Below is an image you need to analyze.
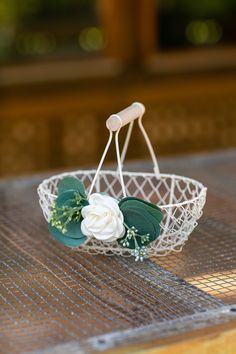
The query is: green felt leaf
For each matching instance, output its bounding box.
[122,206,157,236]
[124,208,155,235]
[119,197,163,223]
[55,190,78,208]
[119,197,163,250]
[48,224,87,247]
[49,178,89,247]
[57,177,86,197]
[55,190,88,209]
[63,220,85,239]
[120,208,156,249]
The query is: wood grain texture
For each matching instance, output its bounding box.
[102,321,236,354]
[1,0,236,177]
[1,71,236,177]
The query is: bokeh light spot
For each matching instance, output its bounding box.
[186,20,222,46]
[78,26,104,52]
[16,32,56,56]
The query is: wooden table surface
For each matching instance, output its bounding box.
[0,150,236,354]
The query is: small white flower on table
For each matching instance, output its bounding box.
[81,193,125,242]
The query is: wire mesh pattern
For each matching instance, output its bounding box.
[0,151,236,354]
[38,170,206,257]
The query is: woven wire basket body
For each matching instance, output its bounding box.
[38,103,207,258]
[38,169,207,257]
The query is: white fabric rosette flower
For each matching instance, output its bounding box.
[81,193,125,242]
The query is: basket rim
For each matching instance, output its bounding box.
[37,169,207,209]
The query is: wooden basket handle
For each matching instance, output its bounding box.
[106,102,145,131]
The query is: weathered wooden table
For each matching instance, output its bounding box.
[1,150,236,354]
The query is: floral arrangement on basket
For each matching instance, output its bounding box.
[38,103,207,261]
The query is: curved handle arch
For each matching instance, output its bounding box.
[89,102,160,198]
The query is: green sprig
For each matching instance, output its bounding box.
[118,196,163,261]
[120,224,150,261]
[50,192,87,234]
[48,177,88,247]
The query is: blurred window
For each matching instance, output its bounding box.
[157,0,236,50]
[0,0,104,63]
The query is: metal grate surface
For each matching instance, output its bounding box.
[0,150,236,354]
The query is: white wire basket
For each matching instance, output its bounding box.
[38,102,207,258]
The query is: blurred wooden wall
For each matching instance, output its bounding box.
[1,70,236,177]
[1,0,236,177]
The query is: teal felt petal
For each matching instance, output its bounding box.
[119,197,162,250]
[143,202,163,223]
[48,224,87,247]
[128,207,161,241]
[64,220,86,239]
[119,197,163,223]
[133,207,161,241]
[58,177,86,197]
[125,208,156,235]
[55,190,78,208]
[119,208,156,249]
[49,220,85,239]
[55,190,88,210]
